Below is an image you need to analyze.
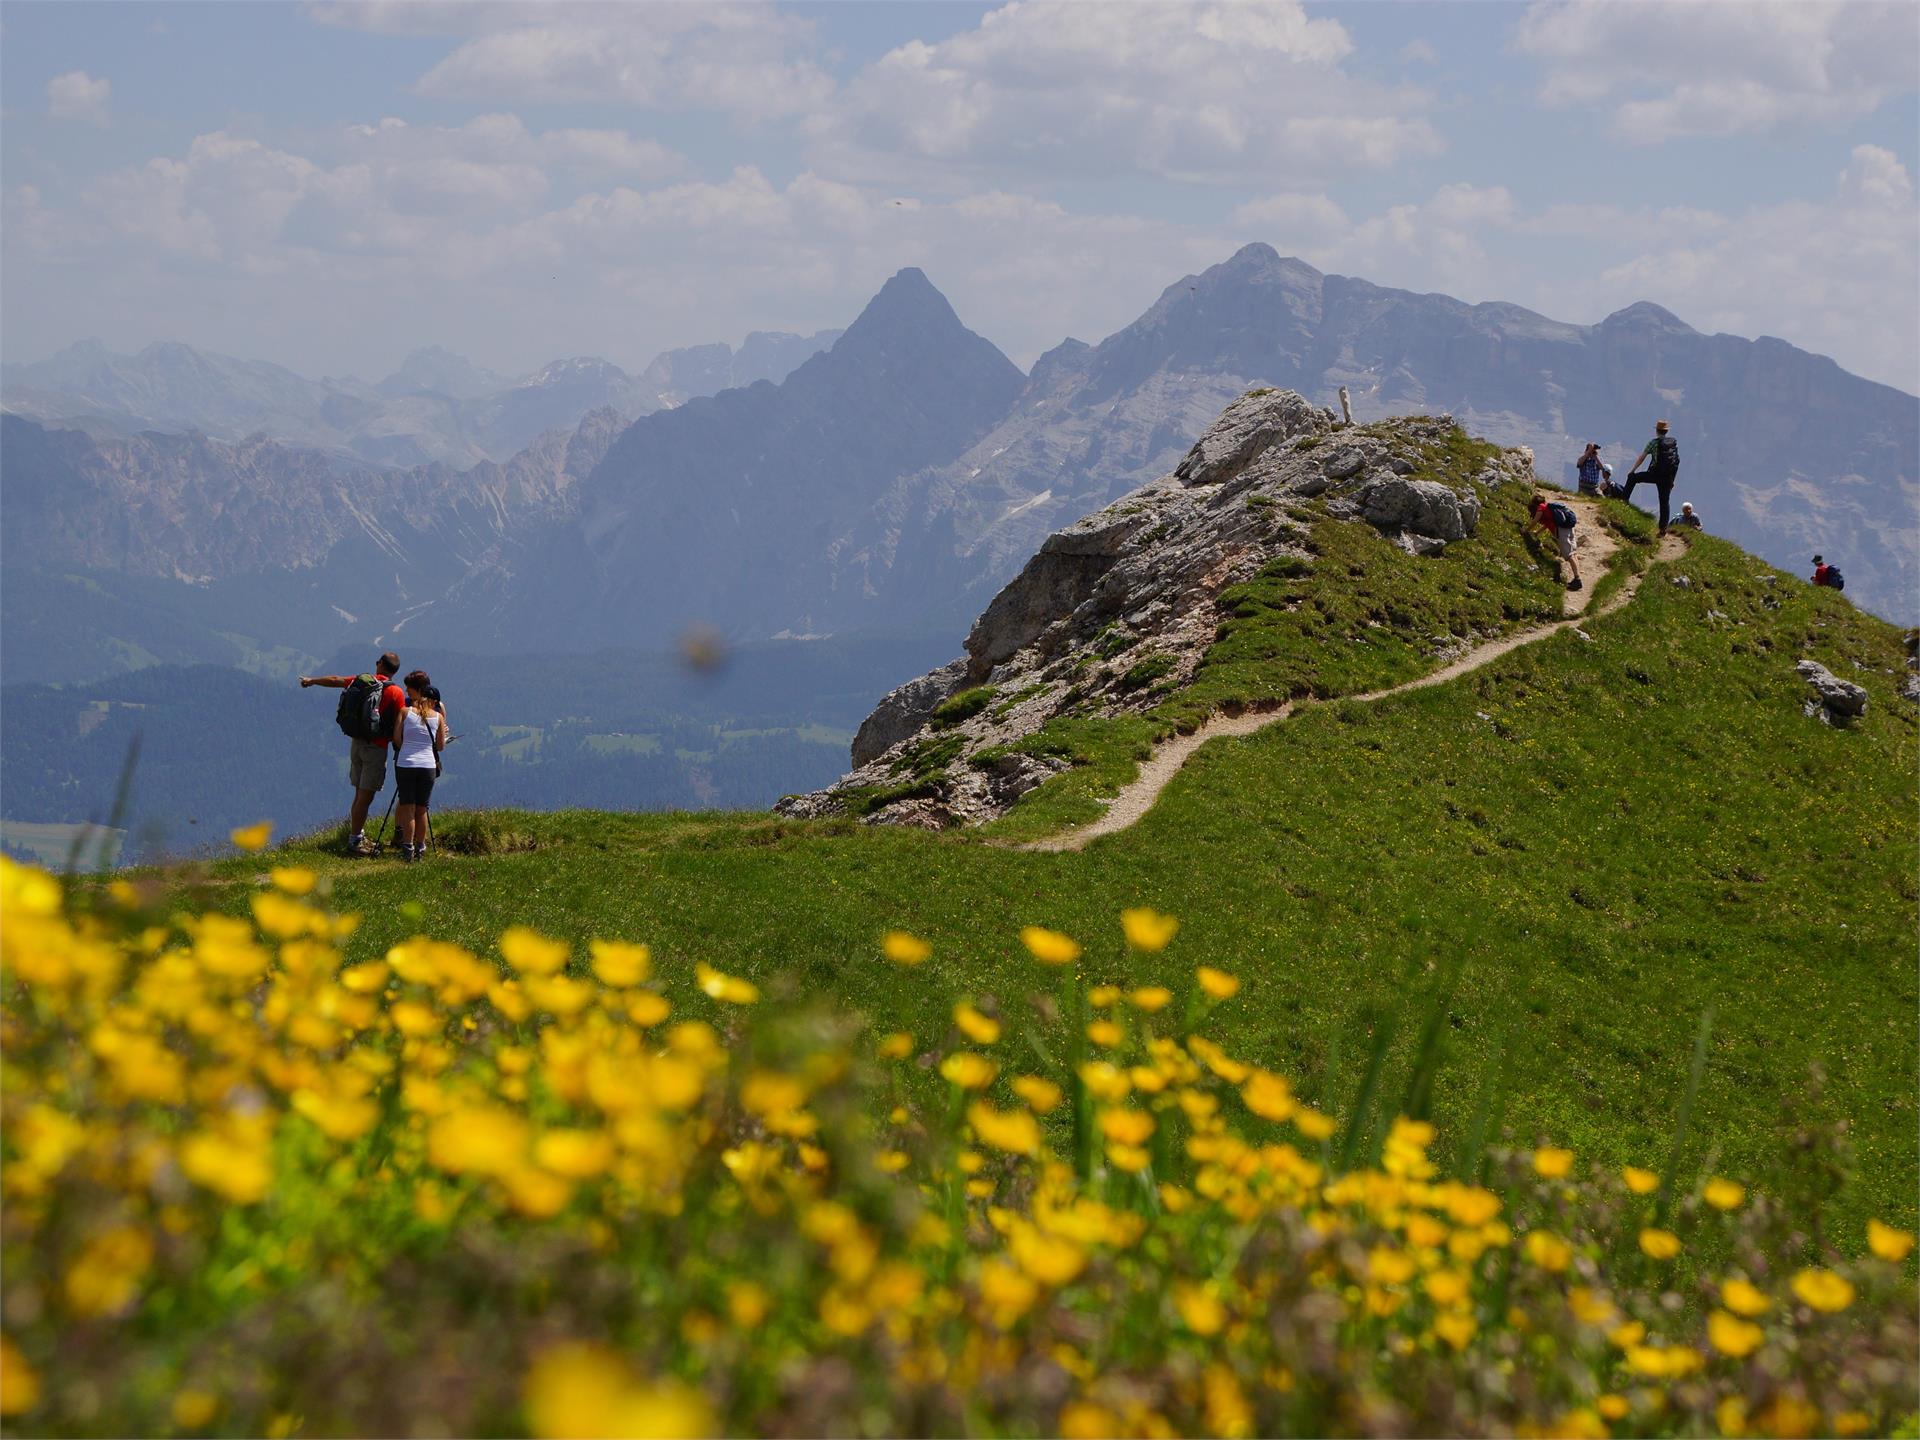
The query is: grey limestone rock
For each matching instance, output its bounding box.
[1173,389,1334,487]
[1357,476,1481,541]
[850,658,969,767]
[1797,660,1867,718]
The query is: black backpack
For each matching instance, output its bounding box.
[1654,434,1679,473]
[1826,566,1845,592]
[335,674,386,740]
[1546,501,1578,530]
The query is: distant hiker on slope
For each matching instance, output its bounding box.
[1675,502,1703,530]
[1810,555,1845,591]
[300,652,405,855]
[1531,493,1583,591]
[391,670,445,863]
[1619,419,1680,533]
[1575,443,1605,496]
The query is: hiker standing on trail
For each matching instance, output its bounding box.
[391,670,445,864]
[1619,419,1681,533]
[1810,555,1845,591]
[1531,493,1583,592]
[300,652,405,855]
[1575,443,1605,496]
[1675,502,1703,530]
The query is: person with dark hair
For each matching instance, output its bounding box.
[1531,492,1583,591]
[1575,443,1604,496]
[1618,419,1681,533]
[300,651,404,855]
[390,670,445,863]
[1810,555,1845,591]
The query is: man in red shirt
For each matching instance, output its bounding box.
[300,651,405,855]
[1531,493,1583,591]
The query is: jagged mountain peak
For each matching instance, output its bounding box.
[1598,300,1695,333]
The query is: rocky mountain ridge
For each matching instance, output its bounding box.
[778,387,1527,828]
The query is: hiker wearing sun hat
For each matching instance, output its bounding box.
[1619,419,1680,533]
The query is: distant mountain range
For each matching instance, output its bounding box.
[4,245,1913,690]
[0,327,840,469]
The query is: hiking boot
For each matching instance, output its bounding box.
[347,834,374,857]
[1567,578,1583,591]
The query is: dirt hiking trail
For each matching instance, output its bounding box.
[1022,505,1683,853]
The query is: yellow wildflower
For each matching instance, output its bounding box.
[1596,1395,1629,1422]
[1059,1402,1118,1440]
[1293,1108,1336,1141]
[1423,1269,1469,1307]
[172,1389,220,1428]
[1121,908,1180,952]
[1524,1231,1572,1272]
[940,1052,998,1090]
[1099,1108,1155,1145]
[1106,1141,1151,1172]
[1077,1060,1131,1101]
[1789,1268,1854,1313]
[1720,1276,1770,1317]
[1012,1075,1062,1114]
[881,930,932,965]
[269,865,317,895]
[64,1225,154,1317]
[0,1335,40,1416]
[694,962,759,1005]
[522,1344,712,1440]
[1196,965,1239,999]
[499,925,570,977]
[969,1101,1041,1157]
[954,1002,1002,1045]
[1086,1019,1122,1047]
[534,1130,615,1180]
[229,821,272,851]
[1088,984,1121,1007]
[1433,1311,1476,1350]
[1868,1218,1916,1262]
[1020,926,1081,965]
[978,1259,1039,1328]
[877,1031,914,1060]
[1623,1165,1660,1194]
[178,1131,272,1204]
[726,1281,770,1330]
[588,939,651,987]
[1128,985,1173,1012]
[1707,1309,1764,1357]
[1639,1228,1682,1260]
[427,1107,529,1178]
[1174,1281,1226,1335]
[1702,1177,1745,1211]
[1532,1146,1574,1179]
[1241,1070,1296,1122]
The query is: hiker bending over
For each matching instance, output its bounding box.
[300,652,404,855]
[1810,555,1845,591]
[1575,443,1604,496]
[1531,493,1583,592]
[391,670,445,863]
[1674,502,1703,530]
[1619,419,1680,533]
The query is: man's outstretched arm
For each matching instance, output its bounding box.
[300,675,354,689]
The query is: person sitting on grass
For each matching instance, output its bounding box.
[1530,493,1583,592]
[390,670,446,863]
[1675,502,1703,530]
[300,652,404,856]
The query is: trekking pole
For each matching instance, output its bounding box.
[375,792,397,852]
[423,811,433,855]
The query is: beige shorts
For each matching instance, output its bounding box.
[1553,527,1576,560]
[349,738,389,794]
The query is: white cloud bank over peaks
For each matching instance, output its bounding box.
[307,0,834,121]
[46,70,111,125]
[812,0,1441,185]
[1512,0,1920,142]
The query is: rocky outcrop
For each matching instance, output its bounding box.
[777,389,1527,827]
[1798,660,1869,721]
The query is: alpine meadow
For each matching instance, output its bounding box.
[2,3,1916,1439]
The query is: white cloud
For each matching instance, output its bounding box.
[1512,0,1919,141]
[46,70,110,125]
[811,0,1441,185]
[311,1,835,121]
[1231,192,1349,244]
[1399,38,1438,65]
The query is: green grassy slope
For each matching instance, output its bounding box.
[218,526,1917,1237]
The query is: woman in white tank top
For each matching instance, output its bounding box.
[389,671,445,862]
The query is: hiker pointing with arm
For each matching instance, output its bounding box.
[300,651,405,855]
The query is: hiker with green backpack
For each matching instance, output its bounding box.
[300,651,405,855]
[1617,419,1681,534]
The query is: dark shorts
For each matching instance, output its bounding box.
[394,765,435,806]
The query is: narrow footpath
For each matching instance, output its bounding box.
[1023,503,1684,853]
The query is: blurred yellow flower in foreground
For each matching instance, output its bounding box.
[1195,966,1239,999]
[269,866,317,896]
[969,1101,1040,1157]
[500,926,570,977]
[694,963,758,1005]
[589,940,651,988]
[940,1053,998,1090]
[1622,1165,1659,1194]
[1638,1228,1682,1260]
[229,822,272,852]
[0,1336,39,1416]
[1707,1309,1764,1357]
[523,1344,714,1440]
[954,1003,1001,1045]
[1868,1218,1915,1262]
[1532,1147,1574,1179]
[1121,908,1180,952]
[882,931,932,966]
[1790,1268,1855,1313]
[1702,1177,1745,1211]
[1720,1276,1770,1317]
[1019,926,1081,965]
[1011,1076,1061,1114]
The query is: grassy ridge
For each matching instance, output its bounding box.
[235,528,1919,1236]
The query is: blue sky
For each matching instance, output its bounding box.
[4,1,1915,391]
